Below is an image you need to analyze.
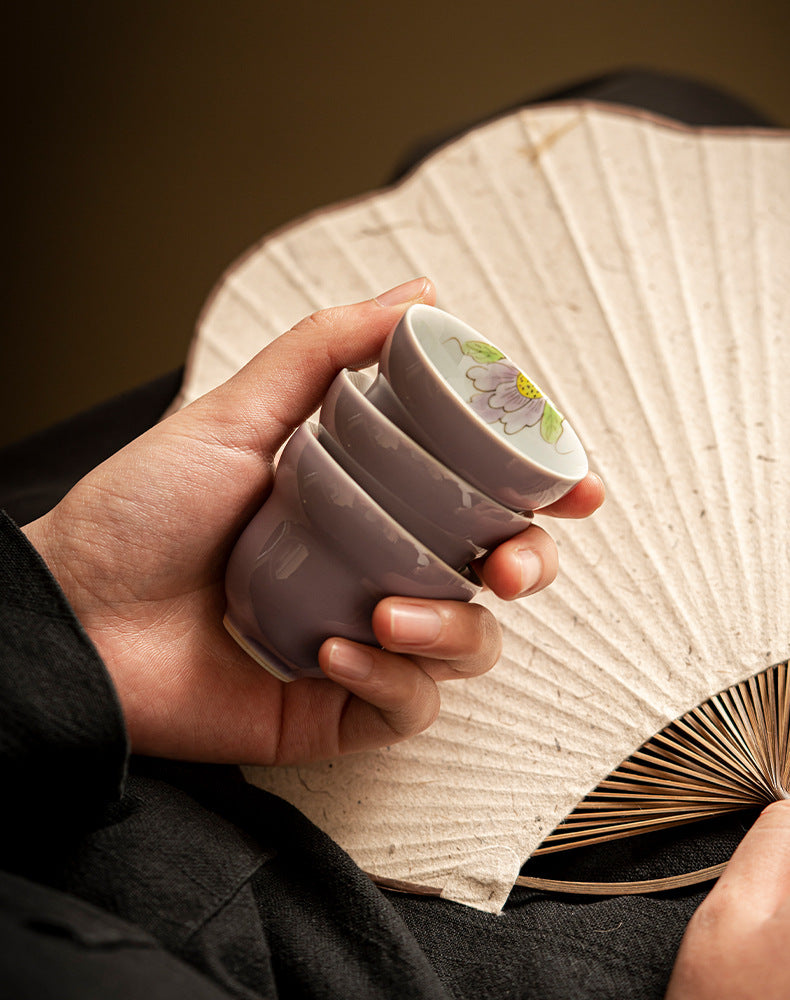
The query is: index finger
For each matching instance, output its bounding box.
[188,277,436,458]
[537,472,605,519]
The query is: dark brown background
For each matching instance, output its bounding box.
[4,1,789,448]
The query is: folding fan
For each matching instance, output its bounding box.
[173,102,790,913]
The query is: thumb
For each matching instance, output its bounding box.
[192,277,435,458]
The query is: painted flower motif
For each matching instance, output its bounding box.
[459,340,565,445]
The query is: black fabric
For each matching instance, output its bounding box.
[392,812,756,999]
[0,871,232,1000]
[0,511,128,839]
[0,71,780,998]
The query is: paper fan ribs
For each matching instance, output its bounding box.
[538,660,790,854]
[176,102,790,911]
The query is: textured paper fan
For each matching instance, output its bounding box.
[174,102,790,913]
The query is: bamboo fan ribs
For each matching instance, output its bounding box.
[539,660,790,854]
[173,102,790,912]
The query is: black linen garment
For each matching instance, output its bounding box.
[0,512,447,1000]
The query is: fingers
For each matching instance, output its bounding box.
[704,799,790,923]
[318,637,441,754]
[476,522,559,600]
[538,471,605,518]
[315,518,565,756]
[194,277,435,457]
[371,597,502,681]
[314,597,501,753]
[475,472,603,600]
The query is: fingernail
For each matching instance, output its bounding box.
[375,276,429,307]
[326,640,374,681]
[517,549,543,594]
[389,603,442,646]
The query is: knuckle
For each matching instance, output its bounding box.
[441,606,501,677]
[477,606,502,662]
[390,681,440,739]
[460,603,498,651]
[420,688,442,729]
[447,604,484,655]
[293,305,343,337]
[293,309,324,335]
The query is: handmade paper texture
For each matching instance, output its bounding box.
[173,103,790,912]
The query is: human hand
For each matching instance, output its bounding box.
[666,800,790,1000]
[23,277,603,766]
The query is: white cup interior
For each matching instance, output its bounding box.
[408,307,586,480]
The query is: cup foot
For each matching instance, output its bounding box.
[223,614,300,683]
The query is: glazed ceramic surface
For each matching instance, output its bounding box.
[318,424,481,571]
[224,422,479,681]
[378,304,588,510]
[320,368,531,564]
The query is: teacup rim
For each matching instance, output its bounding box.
[392,303,587,485]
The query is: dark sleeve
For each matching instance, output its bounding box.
[0,511,128,845]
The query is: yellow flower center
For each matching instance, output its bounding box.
[516,372,542,400]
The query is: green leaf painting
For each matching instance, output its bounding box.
[461,340,505,364]
[540,402,564,444]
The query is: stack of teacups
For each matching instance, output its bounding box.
[224,304,588,681]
